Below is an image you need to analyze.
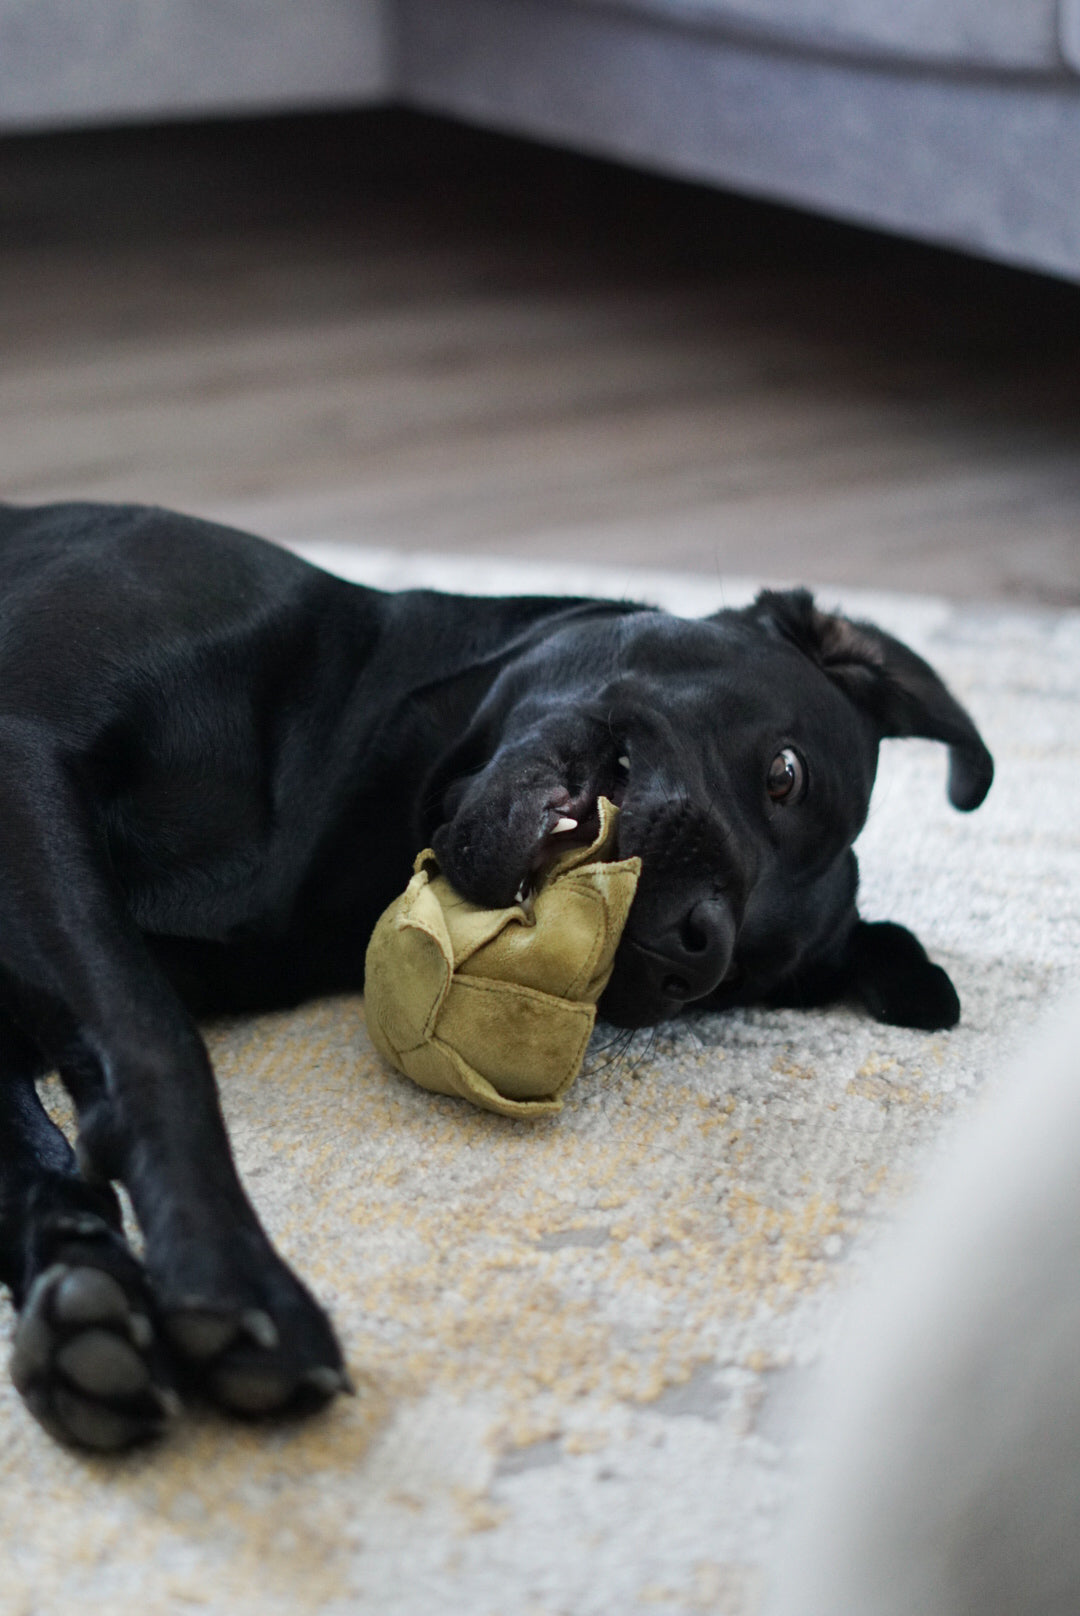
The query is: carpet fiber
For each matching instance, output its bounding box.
[3,552,1078,1616]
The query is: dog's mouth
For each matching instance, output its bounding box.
[514,758,630,903]
[430,746,633,910]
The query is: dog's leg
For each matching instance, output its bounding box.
[0,728,347,1442]
[0,1018,178,1449]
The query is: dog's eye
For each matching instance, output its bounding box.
[766,747,805,804]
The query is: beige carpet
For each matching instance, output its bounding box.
[2,552,1077,1616]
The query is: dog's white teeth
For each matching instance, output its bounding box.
[514,881,530,904]
[552,817,578,834]
[617,755,630,771]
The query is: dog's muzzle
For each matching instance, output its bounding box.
[598,791,750,1027]
[600,893,737,1026]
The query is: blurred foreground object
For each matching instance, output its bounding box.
[770,990,1080,1616]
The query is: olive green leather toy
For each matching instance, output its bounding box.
[364,799,640,1117]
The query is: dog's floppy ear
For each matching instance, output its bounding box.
[746,589,993,810]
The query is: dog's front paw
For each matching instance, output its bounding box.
[160,1249,351,1417]
[11,1229,179,1451]
[848,919,961,1031]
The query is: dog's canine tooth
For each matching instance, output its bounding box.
[552,817,578,833]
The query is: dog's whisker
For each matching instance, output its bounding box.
[583,1023,646,1082]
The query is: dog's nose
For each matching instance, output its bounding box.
[652,897,736,1001]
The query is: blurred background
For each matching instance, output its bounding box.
[2,3,1079,606]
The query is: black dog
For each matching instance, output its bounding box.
[0,500,992,1451]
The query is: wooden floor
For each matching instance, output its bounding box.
[1,110,1078,605]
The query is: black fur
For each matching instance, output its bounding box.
[0,501,992,1450]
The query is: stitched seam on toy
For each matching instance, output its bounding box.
[560,880,607,999]
[561,1013,596,1095]
[448,974,597,1014]
[444,978,593,1092]
[445,901,531,970]
[431,1037,564,1117]
[396,927,451,1047]
[562,860,641,996]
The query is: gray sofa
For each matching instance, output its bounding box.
[2,0,1078,281]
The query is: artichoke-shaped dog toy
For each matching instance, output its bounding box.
[364,798,640,1117]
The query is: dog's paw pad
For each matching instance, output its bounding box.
[163,1305,281,1360]
[164,1309,242,1362]
[163,1295,349,1418]
[10,1261,177,1452]
[209,1356,352,1415]
[56,1328,151,1399]
[209,1359,297,1415]
[52,1266,126,1322]
[50,1385,151,1452]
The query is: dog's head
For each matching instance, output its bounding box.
[422,590,992,1031]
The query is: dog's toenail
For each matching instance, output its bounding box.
[74,1137,109,1186]
[25,1264,67,1301]
[20,1264,68,1331]
[128,1313,154,1351]
[302,1364,350,1398]
[54,1213,108,1238]
[152,1385,183,1419]
[241,1309,280,1351]
[10,1306,54,1385]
